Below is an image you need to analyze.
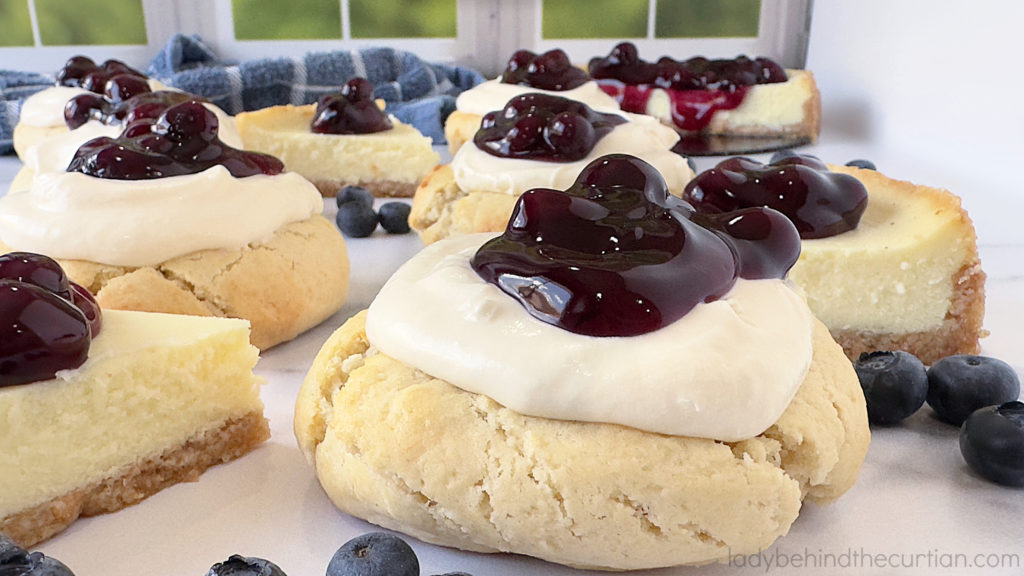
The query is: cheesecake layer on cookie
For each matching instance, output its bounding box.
[0,310,269,547]
[236,104,440,197]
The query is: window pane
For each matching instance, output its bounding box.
[542,0,648,39]
[349,0,456,39]
[35,0,147,46]
[655,0,761,38]
[232,0,341,40]
[0,0,33,47]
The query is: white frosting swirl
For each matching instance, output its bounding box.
[366,233,814,442]
[451,113,693,196]
[0,166,323,267]
[456,78,622,116]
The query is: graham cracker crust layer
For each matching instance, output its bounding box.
[1,410,269,548]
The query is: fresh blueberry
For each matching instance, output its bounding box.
[685,155,697,174]
[845,159,876,170]
[927,355,1020,426]
[206,555,287,576]
[327,532,419,576]
[0,540,75,576]
[336,201,378,238]
[377,202,412,234]
[854,350,929,425]
[335,185,374,210]
[768,149,801,164]
[959,401,1024,487]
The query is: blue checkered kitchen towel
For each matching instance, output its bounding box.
[0,34,485,154]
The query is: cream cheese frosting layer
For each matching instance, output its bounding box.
[0,166,323,267]
[365,233,814,442]
[455,78,622,116]
[451,114,693,196]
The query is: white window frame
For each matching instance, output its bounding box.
[0,0,810,76]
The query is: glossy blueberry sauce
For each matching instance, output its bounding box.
[68,100,284,180]
[311,78,393,135]
[471,154,801,337]
[57,55,150,95]
[588,42,788,132]
[683,153,869,239]
[474,93,625,162]
[65,90,198,130]
[0,252,100,388]
[501,48,590,91]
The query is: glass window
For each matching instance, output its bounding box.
[35,0,147,45]
[0,0,33,47]
[655,0,761,38]
[542,0,649,39]
[350,0,456,39]
[231,0,341,40]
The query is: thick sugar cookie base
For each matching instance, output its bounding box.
[295,311,870,570]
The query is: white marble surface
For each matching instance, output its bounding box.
[1,133,1023,576]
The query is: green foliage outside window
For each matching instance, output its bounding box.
[655,0,761,38]
[350,0,456,38]
[542,0,649,39]
[35,0,147,45]
[0,0,33,47]
[232,0,342,40]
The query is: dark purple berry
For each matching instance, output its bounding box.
[500,48,588,91]
[0,546,76,576]
[845,159,877,171]
[336,201,378,238]
[959,401,1024,487]
[471,154,798,337]
[0,252,71,299]
[927,355,1021,426]
[854,351,929,425]
[377,202,412,234]
[473,94,623,162]
[104,74,151,102]
[326,532,419,576]
[206,555,287,576]
[335,185,374,210]
[68,99,283,180]
[1,281,91,388]
[311,78,392,135]
[683,154,869,239]
[69,282,102,338]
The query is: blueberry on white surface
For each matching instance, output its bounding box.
[959,401,1024,487]
[377,202,412,234]
[844,158,877,170]
[206,555,287,576]
[927,355,1021,425]
[0,537,75,576]
[327,532,419,576]
[335,185,374,210]
[336,201,379,238]
[854,350,929,425]
[768,149,801,164]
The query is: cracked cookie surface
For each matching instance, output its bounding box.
[0,215,349,349]
[295,311,869,570]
